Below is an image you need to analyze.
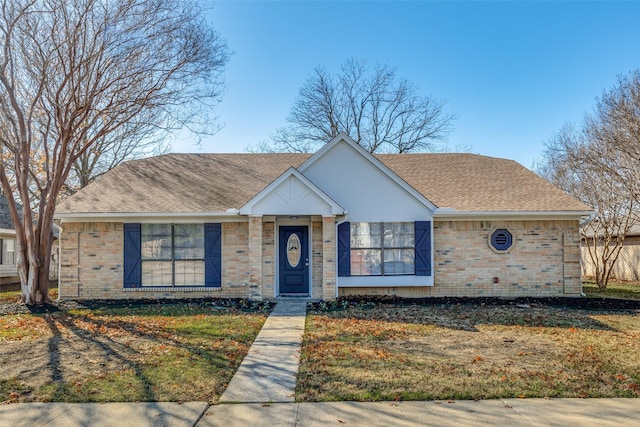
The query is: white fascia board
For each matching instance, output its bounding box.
[0,228,17,236]
[239,166,346,216]
[298,133,437,212]
[55,211,245,223]
[433,208,594,221]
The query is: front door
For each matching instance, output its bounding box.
[279,226,309,294]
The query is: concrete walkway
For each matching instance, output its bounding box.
[1,399,639,427]
[218,299,308,403]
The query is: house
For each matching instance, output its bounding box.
[0,194,20,285]
[581,224,640,282]
[54,134,592,300]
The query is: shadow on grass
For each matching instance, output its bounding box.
[42,313,158,402]
[308,298,631,332]
[0,306,266,403]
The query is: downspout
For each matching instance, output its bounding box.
[57,225,62,302]
[335,212,349,299]
[578,214,594,297]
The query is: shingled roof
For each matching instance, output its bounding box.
[0,194,22,229]
[56,152,590,215]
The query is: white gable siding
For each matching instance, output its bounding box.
[249,175,338,216]
[301,141,433,221]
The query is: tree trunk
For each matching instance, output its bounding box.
[17,228,52,305]
[19,260,51,304]
[596,266,608,290]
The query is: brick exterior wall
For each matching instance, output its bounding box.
[60,221,254,300]
[339,219,582,298]
[60,219,581,301]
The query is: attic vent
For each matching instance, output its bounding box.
[490,229,513,251]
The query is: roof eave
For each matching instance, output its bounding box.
[54,211,244,223]
[433,209,594,221]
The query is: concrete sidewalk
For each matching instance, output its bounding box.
[218,299,307,403]
[0,401,208,427]
[200,399,640,426]
[1,398,638,427]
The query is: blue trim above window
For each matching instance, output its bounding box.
[414,221,431,276]
[204,223,222,287]
[123,223,141,288]
[337,222,351,277]
[491,229,513,251]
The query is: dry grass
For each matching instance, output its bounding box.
[297,303,640,402]
[0,303,268,404]
[583,279,640,300]
[0,286,58,303]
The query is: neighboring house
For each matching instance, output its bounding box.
[0,194,20,285]
[54,134,591,301]
[581,224,640,281]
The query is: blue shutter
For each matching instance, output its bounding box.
[337,221,351,277]
[123,223,141,288]
[415,221,431,276]
[205,223,222,287]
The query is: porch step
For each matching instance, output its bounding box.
[276,295,318,302]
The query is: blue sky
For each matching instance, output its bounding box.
[173,1,640,169]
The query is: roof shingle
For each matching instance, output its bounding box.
[56,152,590,215]
[0,194,22,229]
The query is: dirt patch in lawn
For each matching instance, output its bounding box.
[298,302,640,402]
[0,301,269,404]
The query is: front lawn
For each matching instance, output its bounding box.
[297,302,640,401]
[582,279,640,300]
[0,302,268,404]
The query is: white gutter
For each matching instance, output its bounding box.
[434,208,593,220]
[55,211,244,222]
[57,227,61,302]
[580,213,596,227]
[578,213,594,298]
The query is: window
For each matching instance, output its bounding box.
[490,229,513,251]
[1,239,15,265]
[141,224,204,286]
[350,222,415,276]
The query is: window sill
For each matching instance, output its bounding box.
[124,286,221,292]
[338,275,433,287]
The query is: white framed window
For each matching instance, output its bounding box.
[350,222,415,276]
[1,239,15,266]
[141,224,204,286]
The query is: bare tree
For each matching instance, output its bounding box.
[537,71,640,289]
[0,0,229,304]
[270,58,455,153]
[586,71,640,204]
